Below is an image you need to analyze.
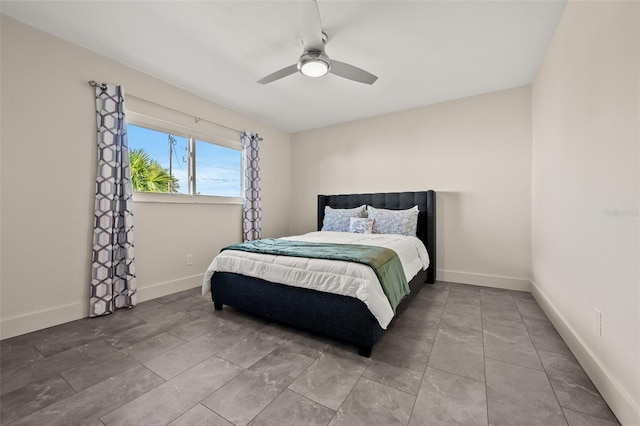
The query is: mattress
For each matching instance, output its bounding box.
[202,231,430,328]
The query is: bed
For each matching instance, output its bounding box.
[204,190,436,356]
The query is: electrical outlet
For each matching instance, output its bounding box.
[593,308,602,336]
[186,254,193,266]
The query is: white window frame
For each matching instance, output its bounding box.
[126,111,243,205]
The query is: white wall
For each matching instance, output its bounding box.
[0,16,291,339]
[531,1,639,424]
[290,86,533,291]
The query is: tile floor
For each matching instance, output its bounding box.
[0,281,620,426]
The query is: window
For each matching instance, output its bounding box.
[126,120,242,202]
[194,140,242,197]
[128,125,189,194]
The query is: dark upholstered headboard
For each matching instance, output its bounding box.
[317,191,436,284]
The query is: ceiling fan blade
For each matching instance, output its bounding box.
[299,0,324,50]
[330,60,378,85]
[257,64,298,84]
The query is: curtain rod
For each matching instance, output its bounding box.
[88,80,262,140]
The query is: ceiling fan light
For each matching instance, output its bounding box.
[300,60,329,77]
[297,52,331,78]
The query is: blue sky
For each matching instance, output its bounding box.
[127,124,241,197]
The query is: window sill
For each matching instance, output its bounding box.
[132,192,243,205]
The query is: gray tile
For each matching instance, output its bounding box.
[259,322,304,342]
[440,304,483,333]
[448,281,481,290]
[203,346,316,426]
[409,367,487,426]
[132,299,165,312]
[446,291,482,311]
[483,322,543,371]
[146,310,202,326]
[0,342,43,371]
[11,365,164,426]
[126,300,166,322]
[562,408,620,426]
[78,311,145,339]
[523,318,573,356]
[480,287,516,303]
[414,284,450,300]
[388,307,440,342]
[396,304,439,323]
[481,303,524,329]
[60,340,140,391]
[424,281,452,291]
[362,360,423,395]
[277,332,329,359]
[167,315,227,341]
[538,350,618,422]
[0,283,620,426]
[428,325,485,382]
[203,371,284,426]
[486,358,566,426]
[34,321,99,356]
[186,303,221,318]
[101,357,242,425]
[211,319,263,346]
[248,389,335,426]
[104,311,196,349]
[0,329,49,349]
[511,290,535,301]
[329,377,414,426]
[144,330,240,380]
[168,404,233,426]
[0,375,75,425]
[210,306,271,331]
[153,287,200,305]
[289,347,370,410]
[217,329,284,368]
[164,294,213,314]
[388,318,441,343]
[446,285,481,301]
[448,282,482,293]
[187,295,215,311]
[124,332,186,363]
[410,288,449,314]
[371,332,432,372]
[1,344,91,396]
[515,298,549,322]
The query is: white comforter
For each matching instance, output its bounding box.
[202,231,430,328]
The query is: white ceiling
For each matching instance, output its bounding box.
[1,1,566,133]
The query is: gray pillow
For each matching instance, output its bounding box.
[367,205,419,236]
[321,205,367,232]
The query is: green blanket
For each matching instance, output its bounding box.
[222,238,409,312]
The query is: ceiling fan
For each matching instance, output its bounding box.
[257,0,378,85]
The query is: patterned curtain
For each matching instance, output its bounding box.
[90,83,137,317]
[242,132,262,241]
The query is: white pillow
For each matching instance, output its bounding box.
[367,205,419,236]
[321,205,367,232]
[349,217,374,234]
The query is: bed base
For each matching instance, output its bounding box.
[211,269,428,357]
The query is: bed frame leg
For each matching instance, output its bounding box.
[358,345,372,358]
[214,302,223,311]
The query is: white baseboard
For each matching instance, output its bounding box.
[0,274,205,341]
[532,282,640,426]
[136,274,204,302]
[0,301,87,340]
[438,269,532,292]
